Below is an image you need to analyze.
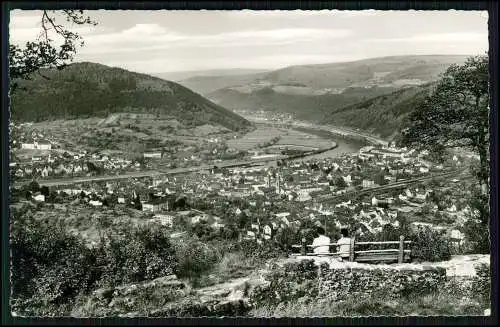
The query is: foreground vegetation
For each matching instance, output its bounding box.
[10,194,490,317]
[250,291,487,317]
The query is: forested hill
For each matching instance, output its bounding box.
[10,62,252,132]
[323,83,436,139]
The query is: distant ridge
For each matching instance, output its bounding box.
[202,55,469,137]
[153,68,271,82]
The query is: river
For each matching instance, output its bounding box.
[280,124,366,161]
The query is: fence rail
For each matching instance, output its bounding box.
[291,235,413,263]
[291,240,412,248]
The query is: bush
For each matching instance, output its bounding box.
[408,226,452,262]
[173,239,221,280]
[190,220,217,241]
[249,291,485,317]
[472,263,490,305]
[98,224,177,287]
[462,217,490,254]
[10,211,178,316]
[10,213,98,316]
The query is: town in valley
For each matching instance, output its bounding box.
[7,9,491,318]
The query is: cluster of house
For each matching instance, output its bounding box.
[15,131,469,250]
[11,148,141,179]
[135,143,442,209]
[10,124,54,151]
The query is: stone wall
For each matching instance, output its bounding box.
[318,264,447,301]
[251,259,448,306]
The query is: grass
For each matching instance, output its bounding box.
[187,251,264,289]
[226,126,332,152]
[249,292,487,317]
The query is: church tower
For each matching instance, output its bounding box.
[275,172,281,194]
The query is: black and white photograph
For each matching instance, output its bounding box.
[6,7,493,318]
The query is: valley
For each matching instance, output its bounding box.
[9,55,490,318]
[173,55,469,139]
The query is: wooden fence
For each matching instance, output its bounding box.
[291,235,412,263]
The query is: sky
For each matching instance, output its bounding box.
[9,10,489,74]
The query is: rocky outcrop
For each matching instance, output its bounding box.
[73,271,270,317]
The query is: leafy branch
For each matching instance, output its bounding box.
[9,10,97,93]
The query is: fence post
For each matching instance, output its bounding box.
[349,236,355,262]
[398,235,405,263]
[301,238,306,255]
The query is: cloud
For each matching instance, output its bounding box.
[121,23,169,36]
[95,53,362,74]
[358,32,488,59]
[364,32,488,45]
[9,13,41,29]
[412,32,488,42]
[9,10,489,74]
[227,9,379,18]
[9,10,105,45]
[76,26,353,56]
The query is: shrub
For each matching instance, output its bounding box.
[98,224,177,287]
[238,238,287,260]
[249,291,485,317]
[190,220,217,241]
[10,213,98,316]
[462,218,490,254]
[408,226,452,262]
[472,263,490,305]
[173,239,221,280]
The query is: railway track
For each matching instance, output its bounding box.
[317,168,468,203]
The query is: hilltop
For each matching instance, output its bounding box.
[10,62,251,132]
[177,71,270,96]
[174,55,468,98]
[259,55,469,90]
[153,68,270,82]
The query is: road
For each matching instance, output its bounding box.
[14,161,268,188]
[14,152,301,188]
[12,122,388,188]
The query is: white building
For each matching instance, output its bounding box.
[89,200,103,206]
[419,167,430,173]
[343,175,352,183]
[38,141,52,150]
[154,214,174,227]
[33,194,45,202]
[362,180,375,188]
[450,229,465,240]
[21,140,52,150]
[21,143,36,150]
[144,152,162,159]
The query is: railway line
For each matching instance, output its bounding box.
[317,168,469,203]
